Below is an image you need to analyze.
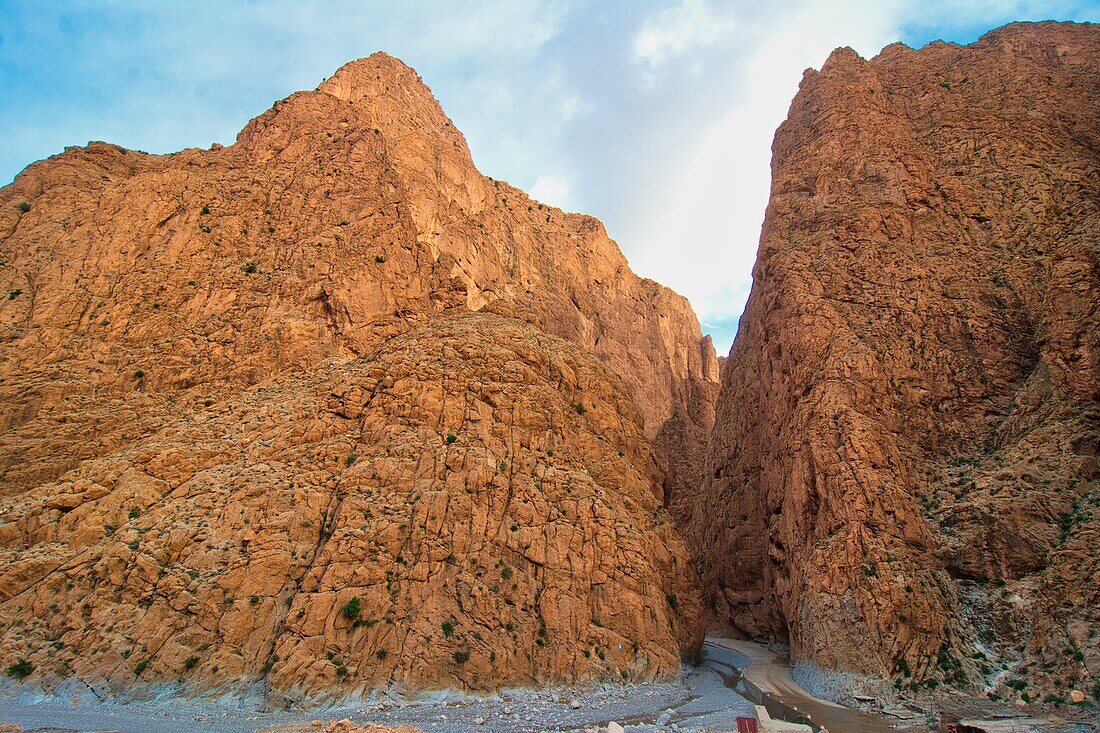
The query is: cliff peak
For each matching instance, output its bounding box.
[0,48,717,700]
[318,52,428,103]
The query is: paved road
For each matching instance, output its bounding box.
[704,637,906,733]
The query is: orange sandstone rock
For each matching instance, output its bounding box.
[690,21,1099,697]
[0,55,711,699]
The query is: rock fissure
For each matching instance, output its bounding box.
[1,24,1096,711]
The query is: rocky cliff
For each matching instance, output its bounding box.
[0,54,715,700]
[693,21,1099,701]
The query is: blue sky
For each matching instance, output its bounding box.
[2,1,1096,353]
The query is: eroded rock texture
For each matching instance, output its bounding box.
[0,54,714,699]
[692,21,1099,696]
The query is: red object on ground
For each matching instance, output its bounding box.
[736,718,759,733]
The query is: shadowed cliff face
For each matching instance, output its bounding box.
[691,21,1099,696]
[0,53,714,698]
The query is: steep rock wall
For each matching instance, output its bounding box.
[693,22,1099,696]
[0,55,715,698]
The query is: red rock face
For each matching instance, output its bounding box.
[691,21,1099,695]
[0,54,714,697]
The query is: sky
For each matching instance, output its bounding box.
[1,1,1096,353]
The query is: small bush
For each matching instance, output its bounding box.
[573,403,587,415]
[453,650,470,664]
[200,205,210,215]
[184,655,200,671]
[500,565,513,580]
[128,508,140,520]
[446,434,457,444]
[128,539,140,550]
[17,202,31,213]
[249,595,260,605]
[341,596,361,620]
[335,664,348,677]
[346,454,358,466]
[243,262,257,274]
[666,593,679,610]
[134,659,150,676]
[6,659,32,679]
[7,289,21,300]
[376,648,388,660]
[374,255,385,263]
[498,460,507,472]
[442,620,455,638]
[134,369,145,379]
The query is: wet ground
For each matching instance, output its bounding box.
[704,638,913,732]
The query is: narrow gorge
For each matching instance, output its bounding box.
[0,17,1097,722]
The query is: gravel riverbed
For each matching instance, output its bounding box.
[0,647,756,733]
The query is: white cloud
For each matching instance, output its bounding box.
[559,94,582,120]
[7,0,1097,355]
[529,175,573,210]
[623,0,901,353]
[633,0,736,68]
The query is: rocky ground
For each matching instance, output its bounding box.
[0,648,756,733]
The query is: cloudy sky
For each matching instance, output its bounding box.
[2,1,1096,352]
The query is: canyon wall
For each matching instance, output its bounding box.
[0,54,715,700]
[692,21,1099,697]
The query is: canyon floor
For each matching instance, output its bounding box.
[0,640,1091,733]
[0,643,757,733]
